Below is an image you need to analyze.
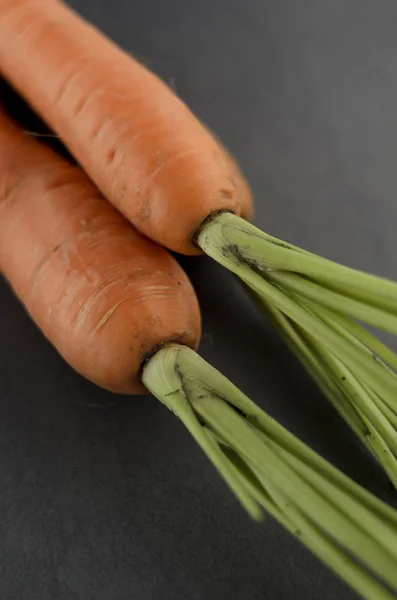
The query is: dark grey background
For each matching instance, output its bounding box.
[1,0,397,598]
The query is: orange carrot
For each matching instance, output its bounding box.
[0,0,252,254]
[0,108,201,393]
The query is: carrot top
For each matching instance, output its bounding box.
[198,212,397,487]
[143,344,397,600]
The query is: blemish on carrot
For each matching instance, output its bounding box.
[212,150,226,165]
[134,293,171,304]
[73,94,89,119]
[141,193,152,221]
[106,147,117,165]
[134,284,173,293]
[119,183,127,204]
[94,301,124,332]
[228,177,237,189]
[74,274,138,325]
[103,260,142,273]
[155,150,163,167]
[220,188,234,200]
[127,270,146,279]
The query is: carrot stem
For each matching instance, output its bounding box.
[252,295,397,488]
[197,212,397,488]
[143,345,397,599]
[198,212,397,320]
[219,447,395,600]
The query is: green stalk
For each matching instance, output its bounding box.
[142,345,397,599]
[222,448,395,600]
[198,212,397,317]
[268,270,397,333]
[251,294,397,487]
[197,211,397,487]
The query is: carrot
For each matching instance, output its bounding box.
[2,99,397,600]
[0,108,200,394]
[2,0,397,493]
[0,0,252,254]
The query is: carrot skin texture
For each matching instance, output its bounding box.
[0,111,201,394]
[0,0,253,254]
